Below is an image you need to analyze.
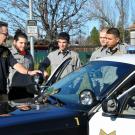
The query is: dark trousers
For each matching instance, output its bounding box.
[8,86,34,100]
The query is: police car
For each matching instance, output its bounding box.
[1,47,135,135]
[89,85,135,135]
[89,46,135,135]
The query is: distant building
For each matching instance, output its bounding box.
[129,23,135,45]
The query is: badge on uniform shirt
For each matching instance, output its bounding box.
[2,50,8,58]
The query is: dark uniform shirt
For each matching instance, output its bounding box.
[0,46,17,94]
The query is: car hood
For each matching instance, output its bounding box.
[0,102,88,135]
[1,102,80,119]
[51,94,98,112]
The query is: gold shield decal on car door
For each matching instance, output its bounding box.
[99,129,116,135]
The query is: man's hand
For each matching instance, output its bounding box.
[27,70,42,76]
[17,104,31,111]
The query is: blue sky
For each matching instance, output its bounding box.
[1,0,134,38]
[84,20,100,36]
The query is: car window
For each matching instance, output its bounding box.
[90,66,118,94]
[45,61,135,102]
[114,74,135,98]
[46,64,119,96]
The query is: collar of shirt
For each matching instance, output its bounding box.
[12,46,27,56]
[11,45,19,55]
[106,44,121,55]
[57,49,70,57]
[101,46,107,52]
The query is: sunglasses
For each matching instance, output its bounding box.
[0,32,8,36]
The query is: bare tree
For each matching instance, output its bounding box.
[0,1,28,30]
[130,0,135,23]
[86,0,117,27]
[87,0,132,42]
[0,0,88,43]
[115,0,129,41]
[35,0,88,42]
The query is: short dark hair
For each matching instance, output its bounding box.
[0,21,8,28]
[57,32,70,43]
[106,28,120,38]
[14,29,28,41]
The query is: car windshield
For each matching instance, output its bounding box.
[44,61,135,103]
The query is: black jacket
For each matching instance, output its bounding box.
[0,46,17,94]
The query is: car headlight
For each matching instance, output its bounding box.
[79,90,95,105]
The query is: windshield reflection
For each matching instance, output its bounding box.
[44,61,134,101]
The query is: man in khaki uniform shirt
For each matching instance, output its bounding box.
[39,32,81,78]
[90,28,127,93]
[105,28,127,56]
[90,27,108,61]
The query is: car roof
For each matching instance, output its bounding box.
[94,54,135,65]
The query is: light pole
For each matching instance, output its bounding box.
[29,0,34,59]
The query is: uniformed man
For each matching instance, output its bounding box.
[105,27,127,56]
[90,27,108,61]
[39,32,81,78]
[0,21,41,101]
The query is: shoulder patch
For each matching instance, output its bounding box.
[0,47,9,58]
[2,50,9,58]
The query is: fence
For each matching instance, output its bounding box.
[34,50,48,69]
[34,49,92,68]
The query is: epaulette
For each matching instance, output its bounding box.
[95,47,100,51]
[120,43,128,46]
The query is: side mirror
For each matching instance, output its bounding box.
[102,98,119,114]
[79,89,96,105]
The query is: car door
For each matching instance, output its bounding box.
[89,86,135,135]
[44,57,72,86]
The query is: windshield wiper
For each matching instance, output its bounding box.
[47,95,64,106]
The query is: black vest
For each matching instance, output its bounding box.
[0,46,10,94]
